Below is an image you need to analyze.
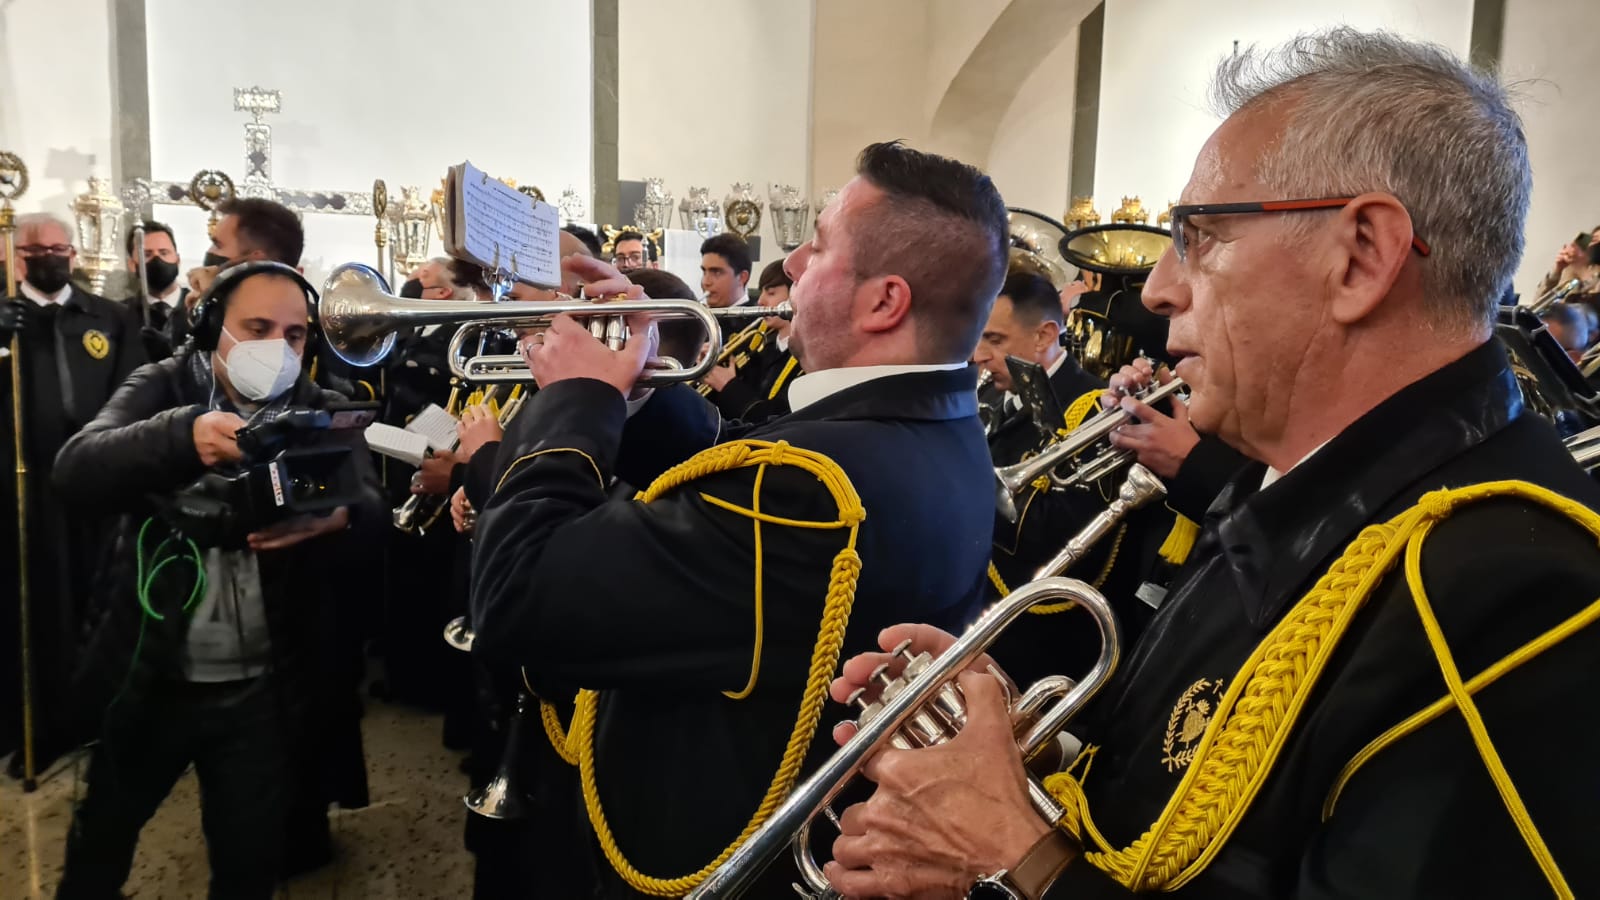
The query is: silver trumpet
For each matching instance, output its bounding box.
[994,377,1185,523]
[320,262,791,384]
[1528,277,1583,316]
[1566,424,1600,472]
[687,465,1167,899]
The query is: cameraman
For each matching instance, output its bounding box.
[49,262,382,899]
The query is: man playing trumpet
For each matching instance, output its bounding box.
[470,142,1007,896]
[822,29,1600,899]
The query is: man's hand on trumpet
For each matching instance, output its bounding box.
[701,359,737,392]
[1101,359,1198,481]
[824,660,1059,898]
[457,403,503,461]
[517,255,659,397]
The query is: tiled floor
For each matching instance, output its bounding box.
[0,700,475,899]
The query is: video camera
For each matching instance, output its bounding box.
[161,403,378,549]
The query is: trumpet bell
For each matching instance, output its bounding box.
[464,692,537,820]
[464,772,532,820]
[321,263,400,367]
[443,616,475,653]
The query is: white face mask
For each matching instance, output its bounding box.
[218,327,301,401]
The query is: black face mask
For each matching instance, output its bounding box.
[145,257,181,294]
[399,279,425,299]
[1587,243,1600,268]
[203,250,231,269]
[23,254,72,295]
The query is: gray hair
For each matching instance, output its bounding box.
[16,212,75,245]
[1210,28,1529,334]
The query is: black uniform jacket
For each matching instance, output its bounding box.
[471,366,993,894]
[122,288,190,359]
[1047,340,1600,898]
[709,327,802,421]
[50,351,385,740]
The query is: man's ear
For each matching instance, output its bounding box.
[859,274,912,335]
[1327,191,1413,326]
[1038,319,1061,354]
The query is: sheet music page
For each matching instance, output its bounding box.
[455,161,562,288]
[404,403,461,453]
[363,423,430,467]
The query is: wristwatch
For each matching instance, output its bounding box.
[966,828,1079,900]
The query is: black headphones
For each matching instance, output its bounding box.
[189,260,320,353]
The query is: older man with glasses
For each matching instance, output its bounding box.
[821,29,1600,900]
[1,212,146,780]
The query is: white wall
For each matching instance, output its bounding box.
[1096,0,1471,211]
[617,0,812,268]
[0,0,113,215]
[810,0,929,195]
[986,28,1077,217]
[145,0,593,288]
[1502,0,1600,299]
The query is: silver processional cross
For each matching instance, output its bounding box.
[127,87,374,220]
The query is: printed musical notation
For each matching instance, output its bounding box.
[446,161,561,289]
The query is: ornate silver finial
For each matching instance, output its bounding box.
[233,86,282,125]
[768,184,809,252]
[557,186,586,225]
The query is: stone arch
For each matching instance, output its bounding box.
[925,0,1099,165]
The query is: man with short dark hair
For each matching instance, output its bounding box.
[700,258,803,419]
[976,271,1103,463]
[209,198,305,268]
[609,229,656,273]
[470,140,1006,895]
[699,232,754,310]
[121,221,187,358]
[184,198,307,311]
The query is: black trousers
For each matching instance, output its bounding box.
[57,676,293,900]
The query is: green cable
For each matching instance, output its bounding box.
[109,519,208,714]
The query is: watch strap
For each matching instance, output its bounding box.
[1007,827,1079,899]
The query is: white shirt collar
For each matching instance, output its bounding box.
[1261,440,1330,490]
[1044,349,1067,378]
[787,362,966,412]
[20,280,71,306]
[776,333,790,353]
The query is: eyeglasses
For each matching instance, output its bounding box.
[1167,197,1432,263]
[612,252,646,266]
[18,244,72,257]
